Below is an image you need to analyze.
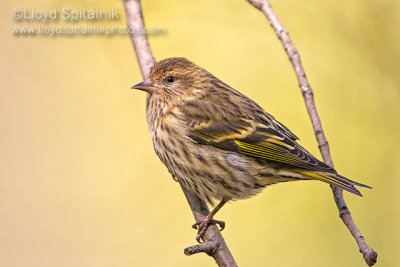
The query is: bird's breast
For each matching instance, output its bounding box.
[147,107,190,168]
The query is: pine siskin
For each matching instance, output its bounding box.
[132,57,370,241]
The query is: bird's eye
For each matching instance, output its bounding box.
[166,76,175,83]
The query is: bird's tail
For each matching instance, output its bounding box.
[295,170,371,196]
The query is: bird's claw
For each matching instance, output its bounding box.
[192,218,226,242]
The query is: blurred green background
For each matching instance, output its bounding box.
[1,0,399,266]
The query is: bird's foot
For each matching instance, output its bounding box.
[192,218,225,242]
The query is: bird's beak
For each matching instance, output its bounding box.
[131,78,156,94]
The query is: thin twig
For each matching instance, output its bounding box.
[246,0,377,265]
[123,0,237,266]
[184,240,219,256]
[124,0,154,78]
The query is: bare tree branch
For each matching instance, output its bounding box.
[124,0,154,78]
[246,0,377,265]
[123,0,237,266]
[124,0,377,265]
[180,184,237,266]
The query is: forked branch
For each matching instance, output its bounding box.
[124,0,376,265]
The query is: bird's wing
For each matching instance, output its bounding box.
[181,99,335,173]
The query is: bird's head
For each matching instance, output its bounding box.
[131,57,209,101]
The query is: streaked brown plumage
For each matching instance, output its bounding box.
[132,57,370,240]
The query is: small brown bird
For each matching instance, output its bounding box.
[132,57,370,241]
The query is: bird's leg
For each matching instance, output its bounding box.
[192,198,229,242]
